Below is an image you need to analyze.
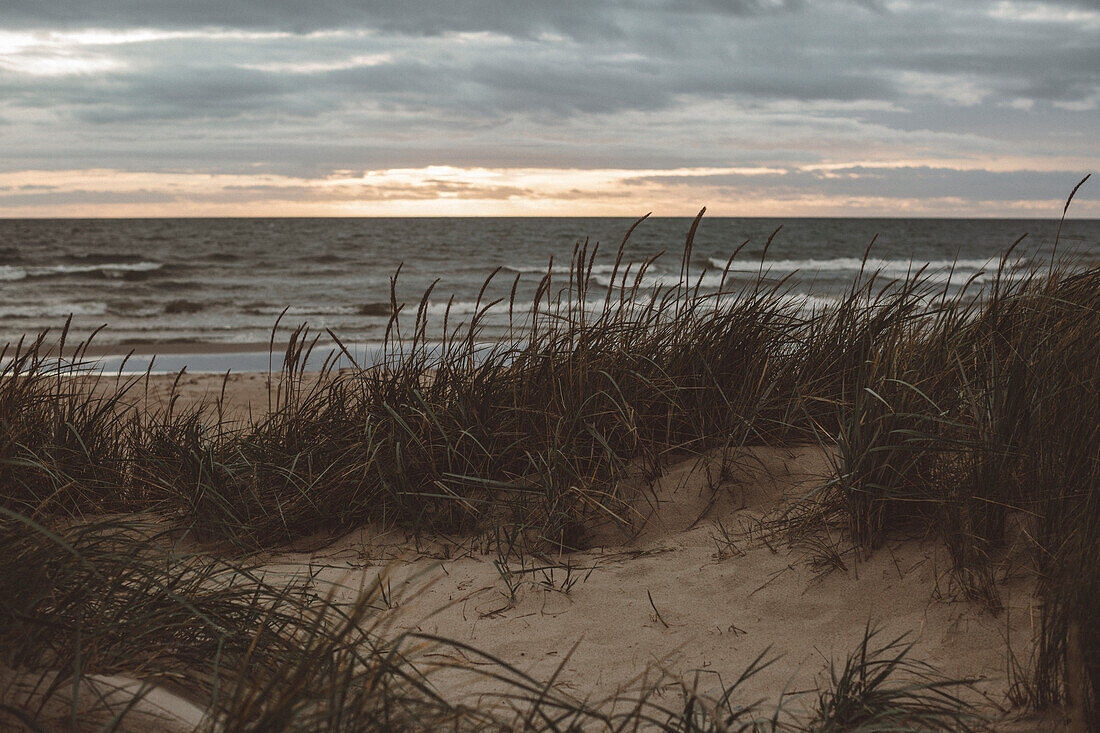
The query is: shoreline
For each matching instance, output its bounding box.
[73,345,305,375]
[21,341,349,374]
[78,341,279,358]
[15,339,490,374]
[78,342,293,375]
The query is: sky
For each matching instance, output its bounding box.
[0,0,1097,217]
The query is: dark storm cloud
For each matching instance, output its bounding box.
[0,2,634,40]
[2,35,897,126]
[0,0,821,37]
[46,71,301,124]
[0,1,553,34]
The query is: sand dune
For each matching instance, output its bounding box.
[9,371,1053,730]
[257,441,1037,726]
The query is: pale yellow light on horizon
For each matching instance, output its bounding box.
[0,165,1095,219]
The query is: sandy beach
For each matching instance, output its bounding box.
[269,444,1034,710]
[88,371,1047,729]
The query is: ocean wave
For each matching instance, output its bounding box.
[146,279,202,293]
[34,261,164,276]
[244,299,603,320]
[739,293,841,313]
[597,266,1039,291]
[0,302,109,318]
[246,301,515,318]
[358,302,392,316]
[60,252,150,265]
[594,272,730,290]
[5,261,167,281]
[450,294,844,317]
[503,262,647,276]
[705,256,1017,275]
[423,300,512,316]
[246,304,362,317]
[107,299,162,318]
[163,299,209,315]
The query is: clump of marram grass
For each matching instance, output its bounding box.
[0,508,498,730]
[786,176,1100,725]
[0,326,142,519]
[808,625,981,732]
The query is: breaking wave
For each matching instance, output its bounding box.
[705,256,1018,275]
[503,262,646,276]
[0,302,109,318]
[0,262,166,282]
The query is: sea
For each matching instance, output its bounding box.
[1,217,1098,371]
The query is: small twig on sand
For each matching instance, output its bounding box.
[647,589,671,629]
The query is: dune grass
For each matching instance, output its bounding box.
[2,508,984,731]
[1,191,1097,728]
[2,211,825,550]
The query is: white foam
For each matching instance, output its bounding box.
[0,265,27,281]
[594,271,731,290]
[706,256,1014,275]
[26,261,164,277]
[251,304,361,316]
[504,262,646,276]
[419,299,614,317]
[424,300,506,316]
[0,302,109,318]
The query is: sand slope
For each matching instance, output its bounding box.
[264,444,1038,725]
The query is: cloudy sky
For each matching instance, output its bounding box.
[1,0,1097,217]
